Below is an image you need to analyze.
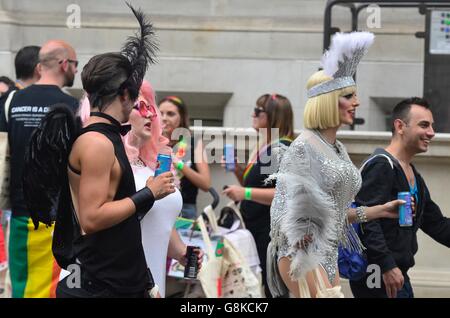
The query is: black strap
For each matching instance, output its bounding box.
[90,112,131,136]
[68,161,81,175]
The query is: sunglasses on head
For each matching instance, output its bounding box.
[254,107,266,117]
[133,100,157,119]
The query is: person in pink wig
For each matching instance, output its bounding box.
[79,81,202,297]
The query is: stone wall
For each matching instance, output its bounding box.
[0,0,430,131]
[1,0,448,297]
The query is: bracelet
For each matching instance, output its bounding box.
[356,206,368,223]
[130,187,155,221]
[149,284,160,298]
[176,161,184,171]
[244,187,252,200]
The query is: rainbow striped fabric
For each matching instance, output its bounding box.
[8,216,60,298]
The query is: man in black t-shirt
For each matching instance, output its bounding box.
[4,40,79,298]
[0,45,41,131]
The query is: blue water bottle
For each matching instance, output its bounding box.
[224,144,235,172]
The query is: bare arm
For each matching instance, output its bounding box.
[249,188,275,205]
[167,228,186,262]
[233,163,245,186]
[77,136,136,234]
[222,186,275,206]
[347,199,406,224]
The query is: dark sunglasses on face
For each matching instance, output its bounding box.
[59,59,79,68]
[254,107,266,117]
[134,100,157,119]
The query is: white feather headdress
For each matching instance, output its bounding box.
[307,31,375,98]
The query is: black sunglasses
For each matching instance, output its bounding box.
[59,59,79,68]
[254,107,266,117]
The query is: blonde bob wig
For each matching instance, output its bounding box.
[303,70,356,130]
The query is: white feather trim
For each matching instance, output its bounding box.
[321,31,375,77]
[277,171,338,281]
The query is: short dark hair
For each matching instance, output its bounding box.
[0,76,16,89]
[81,52,135,111]
[15,46,40,80]
[391,97,431,134]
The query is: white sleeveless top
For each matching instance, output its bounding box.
[132,165,183,297]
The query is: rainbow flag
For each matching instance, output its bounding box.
[0,219,6,271]
[8,216,60,298]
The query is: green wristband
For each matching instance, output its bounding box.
[176,161,184,171]
[244,187,252,200]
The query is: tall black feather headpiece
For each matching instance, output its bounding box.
[120,2,158,100]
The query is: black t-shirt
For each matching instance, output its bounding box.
[6,85,79,216]
[240,139,291,231]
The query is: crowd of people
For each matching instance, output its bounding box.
[0,5,449,299]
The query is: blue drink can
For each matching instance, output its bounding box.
[154,154,172,177]
[398,192,413,227]
[224,144,235,172]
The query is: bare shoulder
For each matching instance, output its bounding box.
[72,132,115,167]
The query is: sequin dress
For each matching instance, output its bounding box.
[269,129,362,285]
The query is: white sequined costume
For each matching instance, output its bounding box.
[268,129,363,294]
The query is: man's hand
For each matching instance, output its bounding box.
[383,267,404,298]
[146,172,175,200]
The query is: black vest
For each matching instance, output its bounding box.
[60,114,148,294]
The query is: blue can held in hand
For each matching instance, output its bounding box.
[224,144,235,172]
[154,154,172,177]
[398,192,413,227]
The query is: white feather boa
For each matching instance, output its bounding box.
[275,171,338,281]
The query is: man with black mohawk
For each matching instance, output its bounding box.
[23,3,175,298]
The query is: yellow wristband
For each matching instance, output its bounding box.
[244,187,252,200]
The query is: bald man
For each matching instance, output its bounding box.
[5,40,79,298]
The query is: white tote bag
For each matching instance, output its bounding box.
[196,215,223,298]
